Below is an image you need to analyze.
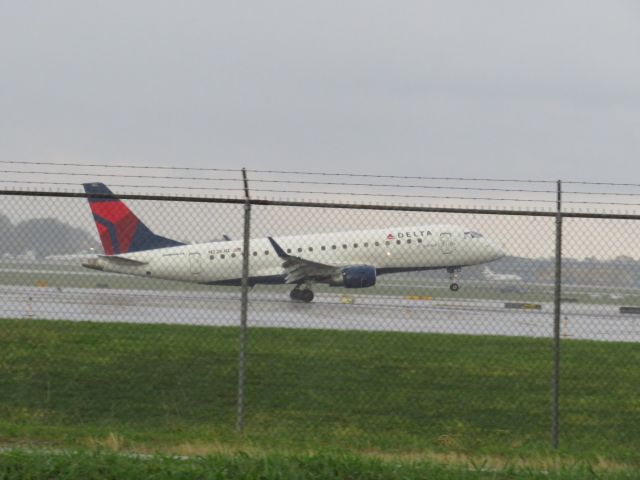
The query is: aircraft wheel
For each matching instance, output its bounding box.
[301,289,314,303]
[450,283,460,292]
[290,288,314,302]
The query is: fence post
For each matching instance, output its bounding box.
[236,168,251,433]
[552,179,562,449]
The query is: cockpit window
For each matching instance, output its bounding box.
[464,231,484,239]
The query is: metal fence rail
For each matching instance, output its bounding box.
[1,183,639,457]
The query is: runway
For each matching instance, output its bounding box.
[2,284,640,342]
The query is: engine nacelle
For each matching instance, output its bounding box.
[330,265,377,288]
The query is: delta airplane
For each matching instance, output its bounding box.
[81,183,505,302]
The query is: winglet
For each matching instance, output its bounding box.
[268,237,289,259]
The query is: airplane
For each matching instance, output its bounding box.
[81,182,505,302]
[482,266,523,282]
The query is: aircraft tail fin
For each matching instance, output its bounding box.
[83,182,185,255]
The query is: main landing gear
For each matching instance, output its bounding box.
[290,285,314,303]
[447,267,461,292]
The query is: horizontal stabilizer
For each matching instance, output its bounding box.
[98,255,148,266]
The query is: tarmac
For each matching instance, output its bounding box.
[2,284,640,342]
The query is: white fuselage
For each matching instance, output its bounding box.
[85,224,504,286]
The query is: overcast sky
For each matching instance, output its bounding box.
[1,1,640,183]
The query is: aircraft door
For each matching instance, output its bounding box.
[440,233,454,254]
[189,252,202,275]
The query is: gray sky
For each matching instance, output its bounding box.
[2,1,640,183]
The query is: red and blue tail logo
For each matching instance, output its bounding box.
[83,183,184,255]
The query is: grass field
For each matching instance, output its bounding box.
[1,318,639,472]
[2,450,640,480]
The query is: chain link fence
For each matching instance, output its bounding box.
[1,185,639,458]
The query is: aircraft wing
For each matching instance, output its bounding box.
[268,237,340,283]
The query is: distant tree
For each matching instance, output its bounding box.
[614,255,635,264]
[0,215,17,255]
[12,218,98,258]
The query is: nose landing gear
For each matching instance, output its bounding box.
[447,267,461,292]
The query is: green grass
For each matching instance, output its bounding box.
[1,450,638,480]
[1,319,639,470]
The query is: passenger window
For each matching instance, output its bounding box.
[396,239,401,245]
[308,247,313,252]
[264,251,269,255]
[253,252,257,256]
[353,243,358,248]
[297,247,303,253]
[231,253,236,258]
[321,246,326,251]
[364,242,369,247]
[417,238,422,243]
[287,249,292,254]
[385,241,390,246]
[332,245,337,250]
[220,254,225,259]
[375,241,380,246]
[407,239,412,244]
[342,244,348,249]
[210,255,214,260]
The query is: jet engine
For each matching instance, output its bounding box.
[330,265,377,288]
